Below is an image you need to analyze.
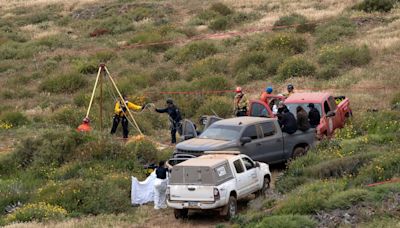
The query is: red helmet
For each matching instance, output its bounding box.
[235,86,242,93]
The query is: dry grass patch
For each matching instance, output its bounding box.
[354,18,400,49]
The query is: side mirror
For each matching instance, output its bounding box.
[255,161,260,168]
[240,137,252,145]
[326,111,336,117]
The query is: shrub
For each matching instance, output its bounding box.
[234,50,287,76]
[126,138,159,164]
[36,178,131,215]
[40,73,88,93]
[315,17,356,45]
[316,64,340,80]
[5,202,67,223]
[0,179,33,215]
[51,106,85,127]
[391,92,400,110]
[354,151,400,185]
[0,111,29,126]
[193,75,231,91]
[187,57,229,81]
[354,0,396,13]
[152,66,180,81]
[196,96,233,118]
[276,181,345,214]
[275,176,312,193]
[273,13,315,33]
[172,41,218,63]
[98,16,135,35]
[236,64,267,84]
[277,57,316,80]
[74,92,90,107]
[318,45,371,68]
[254,215,317,228]
[93,50,116,62]
[326,189,371,209]
[210,3,233,16]
[209,17,230,31]
[302,153,377,179]
[264,34,308,54]
[123,49,155,66]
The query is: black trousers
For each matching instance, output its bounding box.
[110,115,129,138]
[170,121,182,144]
[235,109,247,117]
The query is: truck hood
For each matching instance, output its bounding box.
[176,138,237,152]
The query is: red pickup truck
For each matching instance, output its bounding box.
[248,92,352,138]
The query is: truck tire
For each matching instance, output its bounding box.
[174,209,188,219]
[292,147,306,159]
[256,176,270,198]
[224,196,237,221]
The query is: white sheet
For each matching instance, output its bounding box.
[131,171,156,205]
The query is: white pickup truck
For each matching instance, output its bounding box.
[166,151,271,220]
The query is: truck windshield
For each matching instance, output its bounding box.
[286,103,322,117]
[199,125,242,141]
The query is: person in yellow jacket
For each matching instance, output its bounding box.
[110,95,143,138]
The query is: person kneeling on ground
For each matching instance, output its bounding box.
[278,104,297,134]
[154,160,172,210]
[296,106,310,132]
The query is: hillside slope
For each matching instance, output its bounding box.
[0,0,400,227]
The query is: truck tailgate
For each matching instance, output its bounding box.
[170,185,215,202]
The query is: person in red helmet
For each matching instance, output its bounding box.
[233,86,248,117]
[77,117,92,132]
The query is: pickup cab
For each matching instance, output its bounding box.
[167,152,271,220]
[249,92,352,138]
[174,117,315,164]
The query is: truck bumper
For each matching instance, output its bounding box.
[167,199,226,210]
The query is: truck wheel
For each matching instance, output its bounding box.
[292,147,305,159]
[224,196,237,221]
[174,209,188,219]
[256,176,270,198]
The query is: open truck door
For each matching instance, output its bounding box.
[180,119,198,141]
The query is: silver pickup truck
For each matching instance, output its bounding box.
[173,117,316,164]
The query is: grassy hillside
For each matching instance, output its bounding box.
[0,0,400,227]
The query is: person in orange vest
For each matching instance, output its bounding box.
[110,95,143,138]
[260,86,274,104]
[77,117,92,132]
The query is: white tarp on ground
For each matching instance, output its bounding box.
[131,171,156,205]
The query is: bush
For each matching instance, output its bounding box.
[0,111,29,127]
[277,57,316,80]
[195,96,233,118]
[126,138,159,164]
[5,202,67,223]
[172,41,218,63]
[74,59,98,75]
[318,45,371,68]
[234,50,287,76]
[152,66,180,81]
[316,64,340,80]
[326,189,371,209]
[391,92,400,110]
[193,75,231,91]
[36,178,131,215]
[354,0,396,13]
[74,92,90,107]
[354,151,400,185]
[276,181,345,214]
[187,57,229,81]
[275,176,312,193]
[302,153,377,179]
[51,106,85,127]
[209,17,230,31]
[210,3,233,16]
[123,49,155,66]
[40,73,88,93]
[249,33,308,54]
[236,64,267,84]
[315,17,356,45]
[254,215,317,228]
[273,13,315,33]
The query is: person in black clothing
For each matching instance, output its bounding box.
[278,105,297,134]
[155,98,182,144]
[308,103,321,128]
[153,160,172,209]
[296,106,310,132]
